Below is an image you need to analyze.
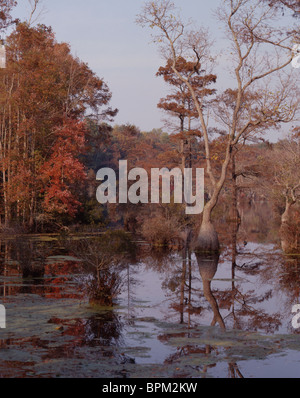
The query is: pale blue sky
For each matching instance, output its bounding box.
[12,0,298,139]
[12,0,222,131]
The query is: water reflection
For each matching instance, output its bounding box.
[47,311,124,349]
[158,249,243,378]
[0,311,132,378]
[0,204,299,378]
[196,252,225,329]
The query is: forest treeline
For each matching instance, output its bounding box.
[0,1,299,254]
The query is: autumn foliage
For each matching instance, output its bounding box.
[41,119,87,218]
[0,23,117,229]
[0,0,16,32]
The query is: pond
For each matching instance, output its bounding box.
[0,203,300,378]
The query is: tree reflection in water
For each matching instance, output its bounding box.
[196,252,225,329]
[0,202,300,378]
[196,250,243,378]
[158,247,244,378]
[154,206,290,377]
[47,311,124,348]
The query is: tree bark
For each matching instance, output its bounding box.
[281,198,294,225]
[196,208,220,252]
[280,197,297,253]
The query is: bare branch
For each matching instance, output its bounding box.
[27,0,46,26]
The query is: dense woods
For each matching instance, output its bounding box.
[0,0,298,256]
[0,1,300,379]
[0,22,117,229]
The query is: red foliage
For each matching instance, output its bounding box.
[41,119,88,217]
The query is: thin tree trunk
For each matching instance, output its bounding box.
[231,152,241,223]
[187,249,192,329]
[180,248,187,324]
[280,196,296,253]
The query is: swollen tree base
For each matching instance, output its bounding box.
[193,221,220,253]
[280,222,299,254]
[280,201,299,254]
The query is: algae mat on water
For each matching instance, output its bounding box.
[1,293,300,378]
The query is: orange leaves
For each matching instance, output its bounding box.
[40,119,88,218]
[209,136,228,169]
[0,22,117,227]
[156,56,216,139]
[6,23,118,129]
[52,119,87,154]
[0,0,16,31]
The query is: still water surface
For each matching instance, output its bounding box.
[0,204,300,378]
